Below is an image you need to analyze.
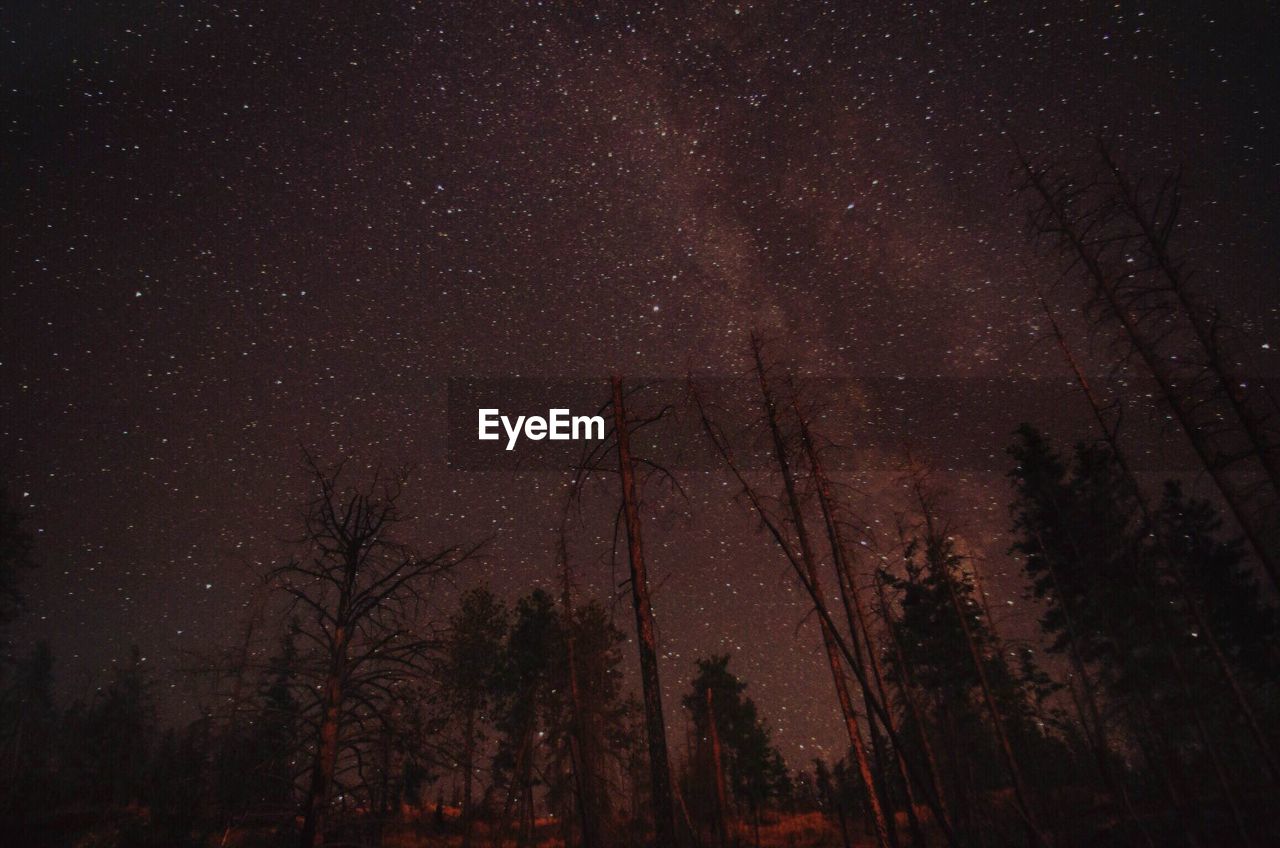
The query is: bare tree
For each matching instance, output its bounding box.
[556,518,602,848]
[746,339,893,848]
[690,359,961,848]
[704,686,731,848]
[559,379,684,845]
[1096,146,1280,496]
[1018,142,1280,591]
[270,453,482,848]
[610,375,679,848]
[1040,296,1279,785]
[789,386,926,844]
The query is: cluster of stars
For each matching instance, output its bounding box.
[2,1,1276,763]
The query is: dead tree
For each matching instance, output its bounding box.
[1019,145,1280,592]
[908,475,1051,848]
[560,380,685,845]
[610,375,678,848]
[554,500,620,848]
[789,388,928,843]
[556,528,599,848]
[270,453,481,848]
[748,340,894,848]
[705,687,732,848]
[1041,295,1280,785]
[1096,145,1280,497]
[691,366,961,848]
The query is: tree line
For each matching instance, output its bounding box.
[1,142,1278,847]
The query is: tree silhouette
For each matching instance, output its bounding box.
[269,454,482,848]
[683,655,789,847]
[441,585,507,848]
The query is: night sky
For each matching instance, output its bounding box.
[3,2,1278,767]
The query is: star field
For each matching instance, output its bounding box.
[3,1,1278,765]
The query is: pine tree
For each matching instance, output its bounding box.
[0,641,57,831]
[493,589,558,846]
[1154,482,1280,684]
[884,481,1050,845]
[815,757,853,848]
[544,598,633,847]
[683,654,789,842]
[1008,425,1276,842]
[59,646,156,807]
[442,585,509,848]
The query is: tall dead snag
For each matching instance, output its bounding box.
[1031,306,1268,847]
[789,390,924,843]
[705,687,731,848]
[271,453,481,848]
[1041,296,1280,785]
[691,371,961,848]
[1019,145,1280,591]
[557,524,601,848]
[1097,145,1280,499]
[610,375,678,848]
[871,568,951,830]
[748,340,893,848]
[909,476,1051,848]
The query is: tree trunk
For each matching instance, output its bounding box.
[611,375,677,848]
[461,709,476,848]
[835,798,853,848]
[300,671,343,848]
[1036,527,1154,847]
[793,398,929,844]
[706,687,731,848]
[872,571,951,831]
[559,529,601,847]
[692,367,960,848]
[1130,706,1203,848]
[520,779,535,848]
[750,344,892,848]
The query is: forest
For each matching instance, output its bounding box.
[2,145,1278,848]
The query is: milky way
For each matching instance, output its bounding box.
[3,2,1278,764]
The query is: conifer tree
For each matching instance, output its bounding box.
[442,585,509,848]
[683,655,789,843]
[886,480,1051,846]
